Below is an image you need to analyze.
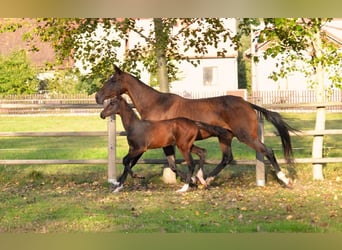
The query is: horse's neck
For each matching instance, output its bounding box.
[125,75,164,116]
[119,99,140,131]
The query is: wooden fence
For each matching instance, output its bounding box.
[251,89,342,111]
[1,89,341,114]
[0,94,341,186]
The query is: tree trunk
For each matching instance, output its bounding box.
[154,18,170,93]
[153,18,175,183]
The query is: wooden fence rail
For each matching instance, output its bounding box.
[1,120,342,185]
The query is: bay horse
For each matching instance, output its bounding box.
[100,96,229,192]
[96,65,296,188]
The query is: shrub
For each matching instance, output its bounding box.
[0,50,39,95]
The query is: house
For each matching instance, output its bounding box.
[168,19,239,98]
[0,18,72,69]
[76,18,239,98]
[249,19,342,92]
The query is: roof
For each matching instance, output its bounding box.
[0,18,72,68]
[322,19,342,46]
[245,18,342,57]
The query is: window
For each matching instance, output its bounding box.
[203,66,218,86]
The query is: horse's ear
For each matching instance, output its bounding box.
[113,65,122,75]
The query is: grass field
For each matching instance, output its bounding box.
[0,112,341,233]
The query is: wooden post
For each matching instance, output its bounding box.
[256,111,266,186]
[312,105,325,180]
[107,114,117,184]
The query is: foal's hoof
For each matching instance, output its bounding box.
[111,183,124,193]
[132,174,145,179]
[112,184,124,193]
[205,176,215,186]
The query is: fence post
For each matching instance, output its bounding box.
[256,111,266,186]
[312,105,326,180]
[107,114,117,185]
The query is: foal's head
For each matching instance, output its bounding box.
[96,65,126,104]
[100,97,121,119]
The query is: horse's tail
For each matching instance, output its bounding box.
[250,103,298,164]
[195,121,230,138]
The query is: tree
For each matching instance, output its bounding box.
[237,18,342,180]
[236,32,251,90]
[24,18,236,183]
[24,18,235,92]
[0,50,38,95]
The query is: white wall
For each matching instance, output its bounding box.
[254,53,339,91]
[170,58,238,93]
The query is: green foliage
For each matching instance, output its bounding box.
[23,18,236,93]
[0,18,22,33]
[0,50,38,95]
[237,18,342,90]
[38,69,87,94]
[236,32,252,90]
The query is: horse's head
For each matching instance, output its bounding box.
[100,96,121,119]
[96,65,126,104]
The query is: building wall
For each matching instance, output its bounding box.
[254,53,340,91]
[254,55,308,91]
[170,58,238,93]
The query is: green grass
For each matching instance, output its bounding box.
[0,112,341,233]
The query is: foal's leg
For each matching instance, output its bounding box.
[113,152,144,193]
[190,145,207,186]
[176,149,196,193]
[205,133,234,184]
[124,153,145,179]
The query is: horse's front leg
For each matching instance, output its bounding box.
[112,152,143,193]
[127,153,145,179]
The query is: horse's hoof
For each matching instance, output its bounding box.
[191,176,197,184]
[176,184,189,193]
[285,179,294,189]
[205,176,215,186]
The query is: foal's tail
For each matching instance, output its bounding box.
[250,103,298,164]
[195,121,230,138]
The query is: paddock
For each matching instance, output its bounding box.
[0,94,341,185]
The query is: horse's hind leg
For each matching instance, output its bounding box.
[247,139,291,187]
[264,146,291,187]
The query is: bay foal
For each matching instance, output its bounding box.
[100,96,229,192]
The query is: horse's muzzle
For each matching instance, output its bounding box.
[100,112,106,119]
